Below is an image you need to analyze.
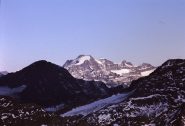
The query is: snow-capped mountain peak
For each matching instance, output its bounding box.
[63,55,156,86]
[120,60,134,68]
[64,55,103,67]
[74,55,92,65]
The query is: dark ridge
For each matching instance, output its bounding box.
[0,60,110,110]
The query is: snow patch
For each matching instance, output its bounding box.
[75,56,91,65]
[95,59,103,65]
[1,116,8,120]
[113,124,120,126]
[111,69,130,75]
[45,103,65,112]
[0,85,27,96]
[141,69,155,76]
[98,114,111,123]
[131,94,162,100]
[125,63,133,68]
[143,124,156,126]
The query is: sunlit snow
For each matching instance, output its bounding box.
[111,69,130,75]
[141,69,155,76]
[61,92,132,117]
[95,59,103,65]
[45,103,65,112]
[125,63,133,68]
[75,56,91,65]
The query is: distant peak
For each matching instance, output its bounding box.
[99,58,113,63]
[140,63,152,66]
[77,55,92,59]
[121,60,133,67]
[74,55,92,65]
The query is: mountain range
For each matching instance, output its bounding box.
[0,58,184,126]
[62,59,185,126]
[63,55,156,87]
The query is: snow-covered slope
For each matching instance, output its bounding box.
[0,85,26,96]
[141,69,155,76]
[63,55,156,86]
[61,92,132,117]
[0,71,8,75]
[75,55,91,65]
[0,71,8,77]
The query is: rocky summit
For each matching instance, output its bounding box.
[63,55,156,87]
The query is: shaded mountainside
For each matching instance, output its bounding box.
[0,71,8,77]
[63,55,156,87]
[0,60,111,112]
[0,71,8,75]
[62,59,185,126]
[0,95,62,126]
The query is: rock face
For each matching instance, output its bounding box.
[63,55,156,87]
[0,96,62,126]
[0,60,111,112]
[62,59,185,126]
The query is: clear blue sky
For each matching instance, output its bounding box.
[0,0,185,72]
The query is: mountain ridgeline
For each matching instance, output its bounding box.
[63,55,156,87]
[0,58,184,126]
[0,60,111,109]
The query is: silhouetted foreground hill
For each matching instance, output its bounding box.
[0,60,111,111]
